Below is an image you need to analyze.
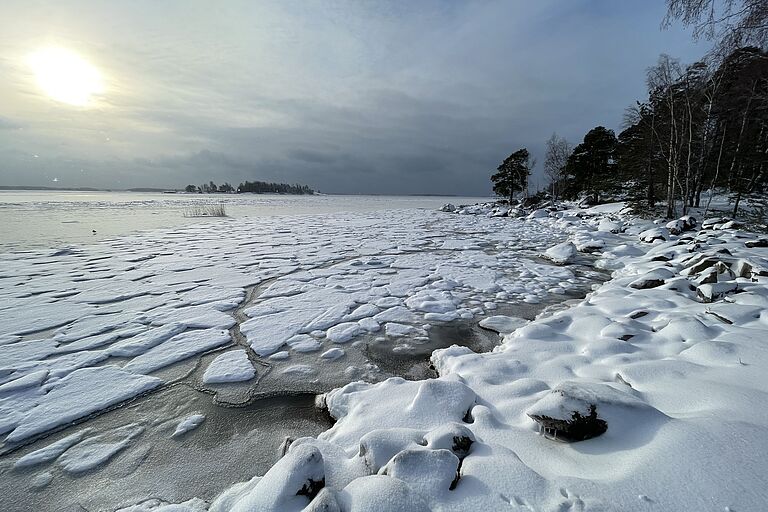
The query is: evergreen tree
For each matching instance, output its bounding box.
[563,126,618,204]
[491,148,532,202]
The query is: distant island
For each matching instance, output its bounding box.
[0,180,315,195]
[184,180,314,195]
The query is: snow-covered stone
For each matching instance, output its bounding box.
[598,218,622,233]
[543,241,577,264]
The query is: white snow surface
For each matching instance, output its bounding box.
[172,414,206,438]
[4,203,768,510]
[202,350,256,384]
[478,315,528,334]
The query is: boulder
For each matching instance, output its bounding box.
[543,241,577,265]
[745,238,768,248]
[696,282,738,303]
[576,239,606,253]
[380,448,460,494]
[638,227,669,243]
[628,268,676,289]
[701,217,724,229]
[439,204,456,213]
[665,219,685,235]
[423,422,475,459]
[679,215,697,230]
[732,259,753,278]
[526,381,658,443]
[221,444,325,512]
[337,475,431,512]
[526,382,611,442]
[693,268,718,285]
[597,218,622,234]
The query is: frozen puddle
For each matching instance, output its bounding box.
[0,208,605,510]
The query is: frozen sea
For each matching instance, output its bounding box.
[0,191,492,250]
[0,192,608,511]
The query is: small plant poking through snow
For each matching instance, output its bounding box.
[183,202,227,218]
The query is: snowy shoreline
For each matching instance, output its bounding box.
[0,206,594,510]
[2,202,768,511]
[142,200,768,511]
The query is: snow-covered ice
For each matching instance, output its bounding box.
[202,350,255,384]
[6,200,766,511]
[478,315,528,334]
[118,201,768,512]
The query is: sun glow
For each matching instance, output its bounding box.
[27,47,104,106]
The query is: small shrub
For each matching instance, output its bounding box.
[183,202,227,218]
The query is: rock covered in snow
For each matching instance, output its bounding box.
[336,475,431,512]
[629,268,676,289]
[439,203,456,213]
[526,381,652,442]
[745,238,768,248]
[702,217,724,229]
[597,218,623,233]
[666,219,685,235]
[696,282,738,303]
[380,448,459,493]
[542,241,577,265]
[575,238,606,253]
[638,227,670,243]
[214,443,325,511]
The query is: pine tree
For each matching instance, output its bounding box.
[491,148,532,202]
[563,127,618,204]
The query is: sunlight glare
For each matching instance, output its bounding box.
[27,47,104,106]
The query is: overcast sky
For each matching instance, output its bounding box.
[0,0,710,195]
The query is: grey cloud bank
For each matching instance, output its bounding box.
[0,0,709,194]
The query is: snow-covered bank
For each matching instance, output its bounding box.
[151,201,768,511]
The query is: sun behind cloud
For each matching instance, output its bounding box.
[27,47,104,107]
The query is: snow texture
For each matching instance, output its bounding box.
[202,350,256,384]
[4,201,768,511]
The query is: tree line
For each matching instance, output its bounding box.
[492,0,768,219]
[184,180,314,195]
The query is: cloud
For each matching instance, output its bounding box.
[0,117,21,130]
[287,149,338,164]
[0,0,710,194]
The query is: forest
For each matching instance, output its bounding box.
[493,0,768,220]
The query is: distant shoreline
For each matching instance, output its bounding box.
[0,186,475,197]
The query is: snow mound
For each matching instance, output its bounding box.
[542,241,577,264]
